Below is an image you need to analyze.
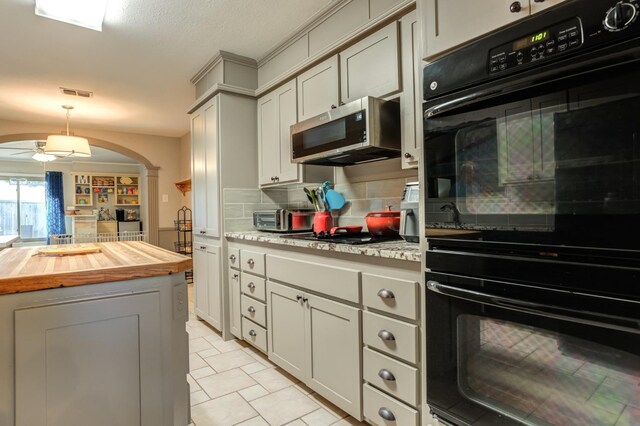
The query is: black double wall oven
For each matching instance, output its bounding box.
[423,1,640,425]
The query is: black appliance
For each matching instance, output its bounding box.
[282,232,401,245]
[423,1,640,425]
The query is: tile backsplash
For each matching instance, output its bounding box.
[223,176,415,232]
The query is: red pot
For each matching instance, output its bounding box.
[365,206,400,236]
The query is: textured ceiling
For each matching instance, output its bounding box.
[0,0,334,138]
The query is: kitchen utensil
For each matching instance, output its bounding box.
[313,211,332,233]
[316,188,328,211]
[329,226,363,235]
[36,244,102,256]
[304,187,319,211]
[366,205,401,237]
[325,189,345,210]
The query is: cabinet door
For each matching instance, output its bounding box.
[229,267,242,338]
[193,244,209,320]
[203,97,220,238]
[305,293,362,419]
[191,110,207,234]
[340,21,400,103]
[423,0,528,60]
[15,292,163,426]
[258,92,280,186]
[297,55,340,121]
[532,92,566,181]
[206,244,221,330]
[267,281,306,378]
[400,10,421,169]
[530,0,569,14]
[276,80,299,183]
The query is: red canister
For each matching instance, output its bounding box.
[313,211,333,233]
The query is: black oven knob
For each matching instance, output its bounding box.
[604,2,638,31]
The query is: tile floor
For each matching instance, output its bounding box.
[186,286,366,426]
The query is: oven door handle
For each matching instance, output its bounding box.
[426,280,640,333]
[424,90,499,118]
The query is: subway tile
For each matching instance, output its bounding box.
[345,199,384,216]
[262,189,289,204]
[224,204,245,219]
[224,189,262,204]
[224,218,254,232]
[333,182,366,200]
[365,178,406,199]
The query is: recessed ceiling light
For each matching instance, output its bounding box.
[35,0,109,32]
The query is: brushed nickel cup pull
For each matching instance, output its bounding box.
[248,306,256,313]
[247,259,255,266]
[378,407,396,421]
[248,282,256,290]
[249,330,257,337]
[378,369,396,381]
[229,254,236,261]
[377,289,395,299]
[378,330,396,341]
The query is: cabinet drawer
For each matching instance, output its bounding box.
[241,249,266,276]
[241,295,267,328]
[242,317,267,353]
[241,272,266,302]
[363,384,419,426]
[267,255,360,304]
[363,348,418,407]
[363,311,418,364]
[228,247,240,268]
[362,274,419,320]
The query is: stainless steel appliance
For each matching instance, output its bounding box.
[399,182,419,243]
[290,96,401,166]
[422,1,640,425]
[253,209,314,232]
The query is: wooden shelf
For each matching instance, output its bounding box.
[175,179,191,196]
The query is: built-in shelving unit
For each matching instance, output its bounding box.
[72,173,141,209]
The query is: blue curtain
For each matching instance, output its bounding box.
[45,171,65,242]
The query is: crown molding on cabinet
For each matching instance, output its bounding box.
[187,83,256,114]
[190,51,258,86]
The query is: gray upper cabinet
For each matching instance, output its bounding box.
[190,96,220,237]
[400,10,421,169]
[297,55,340,121]
[340,21,401,104]
[421,0,571,60]
[258,80,299,186]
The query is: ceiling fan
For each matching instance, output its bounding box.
[0,141,57,162]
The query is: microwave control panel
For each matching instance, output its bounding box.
[488,18,583,74]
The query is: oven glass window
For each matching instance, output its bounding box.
[424,61,640,249]
[458,315,640,426]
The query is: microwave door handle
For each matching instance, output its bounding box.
[424,90,499,118]
[426,280,640,333]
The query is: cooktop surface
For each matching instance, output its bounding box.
[282,232,402,245]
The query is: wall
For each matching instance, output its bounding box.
[0,119,184,229]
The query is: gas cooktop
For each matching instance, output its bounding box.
[281,232,402,245]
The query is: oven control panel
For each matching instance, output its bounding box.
[488,18,583,74]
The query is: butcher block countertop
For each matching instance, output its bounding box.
[0,241,192,295]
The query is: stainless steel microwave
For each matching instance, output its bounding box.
[290,96,401,166]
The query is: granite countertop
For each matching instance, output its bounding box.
[225,231,421,262]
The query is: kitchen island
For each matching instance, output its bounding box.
[0,241,192,426]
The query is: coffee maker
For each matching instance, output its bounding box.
[400,182,419,243]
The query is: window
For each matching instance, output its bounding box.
[0,177,46,239]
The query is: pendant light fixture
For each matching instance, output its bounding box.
[45,105,92,158]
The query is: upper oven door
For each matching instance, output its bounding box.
[424,43,640,251]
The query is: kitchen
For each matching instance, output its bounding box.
[1,0,639,426]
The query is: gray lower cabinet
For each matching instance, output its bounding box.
[267,281,362,420]
[193,241,222,331]
[229,266,242,338]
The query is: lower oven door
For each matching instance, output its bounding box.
[425,272,640,426]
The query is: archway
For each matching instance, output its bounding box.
[0,134,160,245]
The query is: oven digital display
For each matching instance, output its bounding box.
[513,30,550,50]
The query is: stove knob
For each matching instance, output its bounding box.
[604,2,638,31]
